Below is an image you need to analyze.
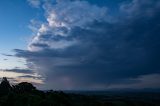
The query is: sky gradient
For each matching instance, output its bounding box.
[0,0,160,90]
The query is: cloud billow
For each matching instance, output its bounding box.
[15,0,160,90]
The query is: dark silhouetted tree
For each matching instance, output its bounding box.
[13,82,36,93]
[0,77,12,95]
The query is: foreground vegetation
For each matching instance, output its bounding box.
[0,77,159,106]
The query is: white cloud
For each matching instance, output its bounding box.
[28,0,108,52]
[27,0,41,8]
[46,1,108,28]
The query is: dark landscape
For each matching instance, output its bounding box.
[0,77,159,106]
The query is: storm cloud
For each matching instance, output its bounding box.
[15,0,160,90]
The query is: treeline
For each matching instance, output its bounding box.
[0,77,108,106]
[0,77,159,106]
[0,77,72,106]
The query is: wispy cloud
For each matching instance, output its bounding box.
[0,69,44,85]
[27,0,41,8]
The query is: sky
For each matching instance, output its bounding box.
[0,0,160,90]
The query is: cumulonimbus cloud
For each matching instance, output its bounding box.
[15,0,160,90]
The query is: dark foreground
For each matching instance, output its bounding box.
[1,91,160,106]
[0,77,160,106]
